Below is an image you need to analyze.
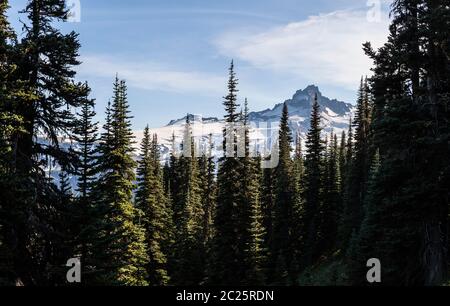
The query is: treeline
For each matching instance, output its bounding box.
[0,0,449,286]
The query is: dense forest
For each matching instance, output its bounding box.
[0,0,449,286]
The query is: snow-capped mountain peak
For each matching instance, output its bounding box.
[144,85,354,160]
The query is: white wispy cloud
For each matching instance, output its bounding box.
[78,55,226,95]
[214,9,390,90]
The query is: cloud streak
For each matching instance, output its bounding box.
[215,9,390,90]
[78,55,226,95]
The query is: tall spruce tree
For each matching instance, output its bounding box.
[238,99,266,285]
[318,132,341,255]
[302,94,325,267]
[293,133,305,198]
[198,134,216,253]
[338,117,353,246]
[173,117,204,285]
[150,133,175,283]
[291,133,306,270]
[209,60,242,285]
[338,131,347,197]
[71,83,98,276]
[1,0,91,285]
[271,102,296,284]
[341,78,372,248]
[92,77,148,285]
[135,126,171,285]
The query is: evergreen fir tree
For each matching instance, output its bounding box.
[341,78,372,248]
[338,131,347,197]
[135,126,171,285]
[173,117,204,285]
[71,83,98,276]
[271,102,296,284]
[318,132,341,255]
[198,134,216,253]
[291,133,305,270]
[302,94,325,267]
[358,0,450,285]
[293,133,305,195]
[1,0,92,285]
[260,157,275,276]
[209,60,242,285]
[47,168,77,285]
[239,99,266,285]
[338,118,353,246]
[92,77,149,285]
[347,150,382,285]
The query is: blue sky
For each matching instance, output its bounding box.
[8,0,391,129]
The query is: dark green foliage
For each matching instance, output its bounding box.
[136,127,172,286]
[70,83,98,279]
[338,131,347,197]
[347,150,382,285]
[91,78,148,285]
[1,0,90,285]
[291,134,305,272]
[271,103,296,284]
[172,118,205,285]
[341,78,372,248]
[47,168,76,285]
[198,134,216,256]
[318,132,341,255]
[302,94,325,267]
[239,99,266,285]
[357,0,450,285]
[293,133,305,198]
[260,161,275,265]
[0,0,20,285]
[209,61,242,285]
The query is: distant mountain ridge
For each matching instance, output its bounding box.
[165,85,354,136]
[250,85,352,120]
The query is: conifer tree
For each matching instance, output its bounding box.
[318,132,341,255]
[238,99,266,285]
[346,117,353,166]
[136,126,171,285]
[338,118,353,246]
[92,77,148,285]
[291,133,305,269]
[341,78,372,247]
[302,94,325,267]
[260,157,275,279]
[0,0,20,285]
[168,132,183,228]
[359,0,450,285]
[271,102,296,283]
[172,117,204,285]
[71,83,98,272]
[2,0,92,285]
[47,168,77,285]
[0,0,21,167]
[198,134,216,250]
[338,131,347,197]
[73,84,97,203]
[210,61,242,285]
[347,150,382,285]
[293,133,305,195]
[150,133,175,282]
